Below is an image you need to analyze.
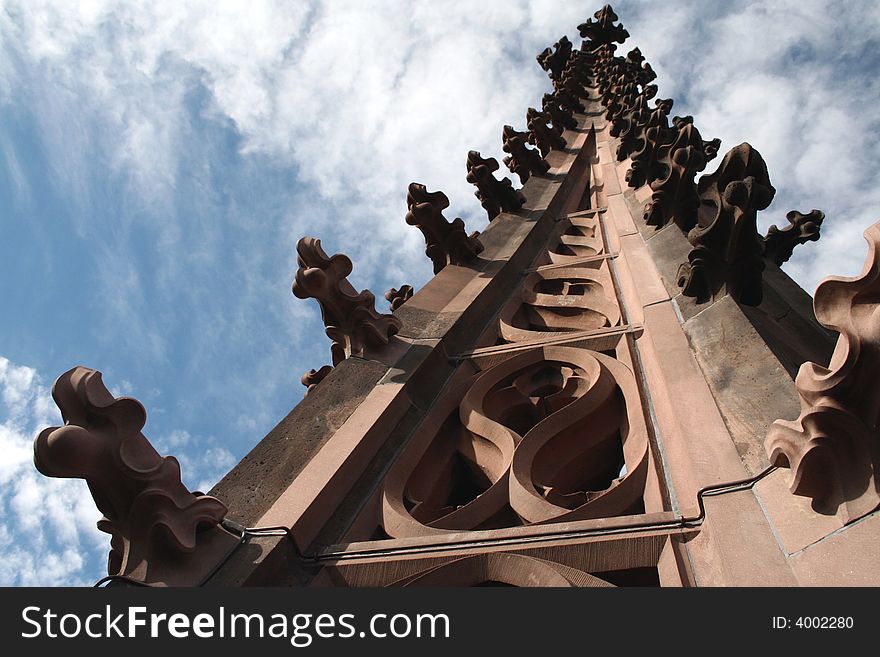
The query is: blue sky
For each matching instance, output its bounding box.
[1,0,878,585]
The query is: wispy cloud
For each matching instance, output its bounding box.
[0,356,105,585]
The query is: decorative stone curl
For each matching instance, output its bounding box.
[766,221,880,522]
[405,183,484,274]
[302,365,333,395]
[466,150,526,221]
[33,367,239,586]
[293,237,402,366]
[764,209,824,266]
[385,285,413,311]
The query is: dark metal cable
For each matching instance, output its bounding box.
[308,465,779,562]
[91,465,778,584]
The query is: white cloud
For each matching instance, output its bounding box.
[0,356,104,585]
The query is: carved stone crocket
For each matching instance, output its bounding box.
[764,209,825,266]
[502,125,550,185]
[466,150,526,221]
[33,367,240,586]
[676,143,776,306]
[405,182,484,274]
[292,237,402,371]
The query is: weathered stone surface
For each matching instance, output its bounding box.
[34,367,238,585]
[210,358,390,526]
[676,143,776,306]
[293,237,402,367]
[405,183,484,274]
[766,221,880,521]
[764,209,824,266]
[466,150,526,220]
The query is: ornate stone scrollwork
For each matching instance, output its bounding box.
[385,285,414,311]
[499,265,621,343]
[764,209,825,266]
[405,182,484,274]
[578,5,630,49]
[605,81,638,128]
[33,367,239,586]
[293,237,402,366]
[643,119,716,232]
[381,346,648,536]
[527,108,567,157]
[465,150,526,221]
[765,221,880,521]
[548,213,606,265]
[676,143,776,306]
[502,125,550,184]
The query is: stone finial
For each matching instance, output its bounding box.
[643,119,716,232]
[405,183,484,274]
[385,285,413,311]
[33,367,239,586]
[466,150,526,221]
[502,125,550,184]
[766,221,880,521]
[293,237,402,366]
[676,143,776,306]
[578,5,629,48]
[526,109,566,157]
[764,209,825,266]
